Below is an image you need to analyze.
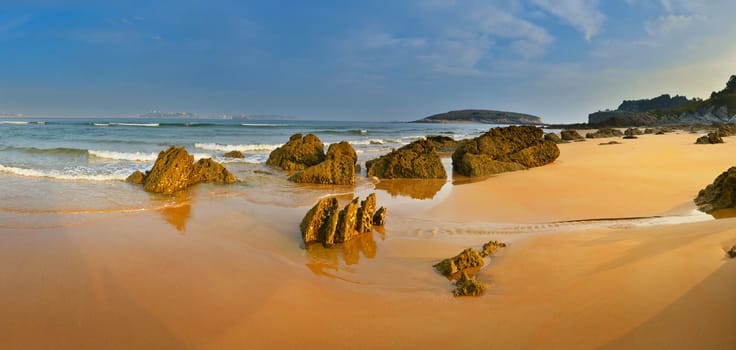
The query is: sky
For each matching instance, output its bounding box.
[0,0,735,123]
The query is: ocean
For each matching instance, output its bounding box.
[0,118,497,216]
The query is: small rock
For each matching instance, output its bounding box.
[433,248,485,278]
[560,130,585,141]
[453,272,486,297]
[223,150,244,158]
[728,245,736,258]
[599,141,622,145]
[189,158,237,185]
[480,240,507,257]
[373,206,387,226]
[695,132,723,144]
[622,135,638,139]
[144,146,196,194]
[125,170,145,184]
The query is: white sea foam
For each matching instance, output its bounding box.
[89,150,158,162]
[241,123,280,127]
[110,122,159,127]
[93,123,110,127]
[0,164,127,181]
[349,139,385,145]
[194,142,280,152]
[0,121,30,125]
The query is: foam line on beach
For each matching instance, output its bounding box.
[0,164,128,181]
[194,142,281,152]
[88,150,158,162]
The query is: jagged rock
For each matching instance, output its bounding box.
[189,158,237,185]
[585,128,624,139]
[300,197,340,245]
[426,135,459,152]
[480,240,507,257]
[125,170,145,184]
[560,130,585,141]
[267,133,326,171]
[453,272,486,297]
[289,141,357,185]
[433,248,485,278]
[451,126,559,177]
[335,197,360,243]
[694,167,736,213]
[728,246,736,258]
[144,146,196,194]
[356,193,377,233]
[366,139,446,179]
[695,133,724,144]
[544,133,564,144]
[373,206,386,226]
[599,141,622,145]
[223,150,244,158]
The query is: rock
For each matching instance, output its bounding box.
[426,135,459,152]
[266,133,326,171]
[695,132,724,144]
[728,245,736,258]
[433,248,485,278]
[560,130,585,141]
[622,135,638,139]
[644,128,655,134]
[717,124,736,137]
[694,166,736,213]
[223,150,244,158]
[480,240,507,257]
[189,158,237,185]
[144,146,196,194]
[289,141,357,185]
[356,193,377,233]
[451,126,560,177]
[373,206,386,226]
[585,128,624,139]
[624,128,643,137]
[599,141,622,145]
[366,139,446,179]
[335,197,360,243]
[300,197,340,246]
[125,170,145,184]
[453,272,486,297]
[544,133,564,144]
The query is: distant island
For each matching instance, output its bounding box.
[413,109,543,124]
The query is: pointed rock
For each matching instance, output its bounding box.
[335,197,360,243]
[300,197,340,245]
[144,146,195,194]
[356,193,377,233]
[373,206,386,226]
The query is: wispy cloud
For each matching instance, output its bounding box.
[531,0,605,41]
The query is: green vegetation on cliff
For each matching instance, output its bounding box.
[414,109,542,124]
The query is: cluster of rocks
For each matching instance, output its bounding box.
[561,130,585,141]
[695,133,724,144]
[426,135,459,153]
[586,128,624,139]
[126,146,236,194]
[623,128,643,139]
[366,139,446,179]
[452,126,560,177]
[432,240,507,296]
[300,193,386,247]
[694,166,736,213]
[267,134,358,185]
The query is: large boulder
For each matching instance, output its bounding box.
[189,158,237,185]
[266,133,326,171]
[585,128,624,139]
[560,130,585,141]
[695,133,724,144]
[288,141,357,185]
[694,166,736,213]
[451,126,560,177]
[144,146,196,194]
[366,139,446,179]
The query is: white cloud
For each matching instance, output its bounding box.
[531,0,605,41]
[645,14,704,36]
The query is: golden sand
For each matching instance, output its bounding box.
[0,132,734,349]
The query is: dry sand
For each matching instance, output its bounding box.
[0,132,734,349]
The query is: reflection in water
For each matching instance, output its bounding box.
[305,231,377,278]
[159,192,192,232]
[374,179,445,200]
[709,208,736,219]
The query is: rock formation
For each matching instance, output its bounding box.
[729,246,736,258]
[694,166,736,213]
[695,133,724,144]
[560,130,585,141]
[433,240,507,296]
[451,126,560,177]
[266,133,326,171]
[544,133,564,144]
[299,193,383,247]
[453,272,487,297]
[426,135,459,152]
[480,240,507,257]
[289,141,357,185]
[433,248,485,278]
[223,150,244,158]
[372,206,387,226]
[132,146,237,194]
[585,128,624,139]
[366,139,446,179]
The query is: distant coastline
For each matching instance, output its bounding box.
[412,109,543,125]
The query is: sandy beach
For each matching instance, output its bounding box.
[1,131,735,349]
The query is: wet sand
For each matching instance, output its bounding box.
[0,132,735,349]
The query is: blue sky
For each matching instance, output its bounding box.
[0,0,734,122]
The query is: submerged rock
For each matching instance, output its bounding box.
[356,193,377,234]
[300,197,340,245]
[586,128,624,139]
[373,206,387,226]
[453,272,486,297]
[125,170,145,185]
[223,150,244,158]
[366,139,446,179]
[480,240,507,257]
[560,130,585,141]
[695,133,723,144]
[267,133,326,171]
[544,133,564,144]
[289,141,357,185]
[694,166,736,213]
[433,248,485,278]
[451,126,560,177]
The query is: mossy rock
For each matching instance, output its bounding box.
[366,139,446,179]
[289,141,357,185]
[453,272,486,297]
[433,248,485,278]
[695,166,736,213]
[480,240,507,257]
[267,133,326,171]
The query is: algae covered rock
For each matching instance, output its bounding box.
[223,150,244,158]
[453,272,487,297]
[300,197,340,245]
[189,158,237,185]
[356,193,377,233]
[560,130,585,141]
[267,133,326,171]
[480,240,507,257]
[373,206,386,226]
[125,170,145,184]
[144,146,196,194]
[451,126,559,177]
[544,133,564,144]
[694,166,736,213]
[695,133,723,144]
[585,128,624,139]
[289,141,357,185]
[433,248,485,278]
[366,139,446,179]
